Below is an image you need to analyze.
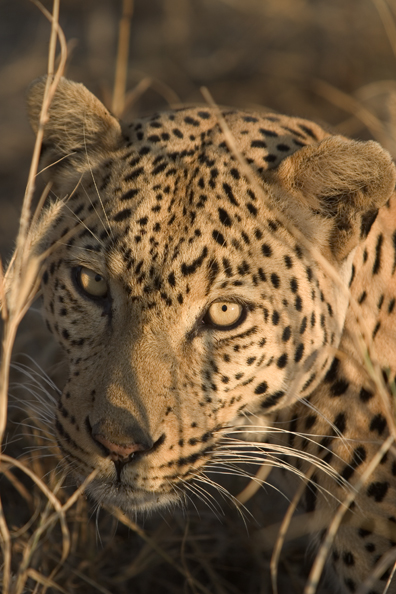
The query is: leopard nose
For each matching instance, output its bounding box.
[93,433,148,462]
[89,419,154,462]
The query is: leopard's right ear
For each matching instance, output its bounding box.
[27,76,123,179]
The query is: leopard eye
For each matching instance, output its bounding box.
[76,266,108,298]
[206,301,244,328]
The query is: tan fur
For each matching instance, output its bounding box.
[27,77,396,593]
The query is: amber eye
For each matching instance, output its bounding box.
[206,301,244,328]
[76,266,108,298]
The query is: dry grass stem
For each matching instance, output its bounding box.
[236,463,273,504]
[371,0,396,62]
[112,0,134,116]
[271,465,316,594]
[0,0,67,445]
[304,435,395,594]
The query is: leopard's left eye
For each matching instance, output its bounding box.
[75,266,108,299]
[205,301,244,328]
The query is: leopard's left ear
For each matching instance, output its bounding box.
[273,135,396,261]
[27,76,123,184]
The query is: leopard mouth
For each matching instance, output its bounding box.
[84,476,180,513]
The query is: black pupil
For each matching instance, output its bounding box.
[95,274,102,283]
[221,304,227,312]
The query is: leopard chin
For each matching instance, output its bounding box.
[84,478,180,514]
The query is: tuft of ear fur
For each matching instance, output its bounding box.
[273,136,396,260]
[27,76,123,177]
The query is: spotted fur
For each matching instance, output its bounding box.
[27,77,396,592]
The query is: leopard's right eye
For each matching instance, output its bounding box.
[74,266,108,299]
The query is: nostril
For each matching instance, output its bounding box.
[93,433,146,462]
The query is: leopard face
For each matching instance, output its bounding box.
[27,77,395,515]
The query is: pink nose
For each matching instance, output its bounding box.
[93,434,147,462]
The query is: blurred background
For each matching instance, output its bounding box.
[2,0,396,260]
[2,1,396,592]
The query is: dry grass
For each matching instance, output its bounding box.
[2,0,396,593]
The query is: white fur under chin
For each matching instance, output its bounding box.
[84,478,180,513]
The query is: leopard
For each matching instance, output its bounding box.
[25,76,396,593]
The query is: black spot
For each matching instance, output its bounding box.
[254,381,268,395]
[392,230,396,274]
[168,272,176,287]
[284,255,293,269]
[124,167,144,182]
[388,298,395,314]
[295,245,303,259]
[358,528,372,538]
[172,128,184,138]
[261,391,285,409]
[324,358,339,383]
[294,295,302,311]
[360,209,378,238]
[282,326,291,342]
[372,233,383,275]
[184,116,200,126]
[251,139,267,149]
[359,387,374,402]
[152,162,168,175]
[197,111,210,119]
[294,343,304,363]
[114,208,132,222]
[247,203,258,216]
[218,207,232,227]
[222,183,239,206]
[277,353,288,368]
[121,188,139,201]
[299,124,318,140]
[222,258,233,277]
[344,578,356,592]
[333,412,346,434]
[271,273,280,288]
[259,128,278,138]
[262,243,272,257]
[370,414,387,435]
[212,230,226,246]
[276,143,290,152]
[330,379,349,397]
[181,247,208,276]
[372,321,381,339]
[290,277,298,293]
[264,154,277,163]
[272,311,280,325]
[343,552,355,566]
[358,290,367,304]
[367,481,389,502]
[299,317,307,334]
[305,415,316,430]
[207,258,219,288]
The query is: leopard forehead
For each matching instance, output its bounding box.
[52,107,327,281]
